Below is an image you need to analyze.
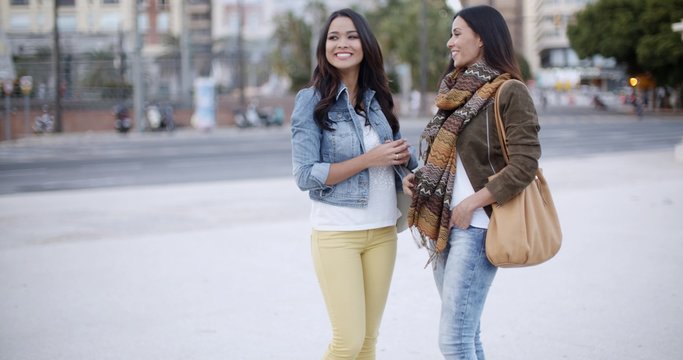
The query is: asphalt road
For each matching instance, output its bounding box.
[1,107,682,195]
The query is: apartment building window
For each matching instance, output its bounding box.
[100,13,121,31]
[191,13,211,21]
[57,0,76,6]
[9,15,31,29]
[157,13,169,32]
[57,14,77,31]
[10,0,30,5]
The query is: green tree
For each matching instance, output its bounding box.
[271,11,315,91]
[636,0,683,86]
[366,0,454,90]
[567,0,683,86]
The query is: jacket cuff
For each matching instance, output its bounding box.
[485,177,511,205]
[310,162,331,189]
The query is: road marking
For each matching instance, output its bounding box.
[0,168,47,177]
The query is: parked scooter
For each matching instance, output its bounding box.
[114,103,132,133]
[33,105,54,134]
[234,102,284,128]
[146,102,175,131]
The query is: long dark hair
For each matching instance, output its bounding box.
[442,5,522,80]
[311,9,399,133]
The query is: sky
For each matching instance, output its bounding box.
[447,0,463,12]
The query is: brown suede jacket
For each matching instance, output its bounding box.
[456,80,541,217]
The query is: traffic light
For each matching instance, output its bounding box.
[629,77,638,87]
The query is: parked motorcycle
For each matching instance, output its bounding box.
[114,103,132,133]
[33,105,54,134]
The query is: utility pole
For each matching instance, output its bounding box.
[180,0,191,105]
[52,1,63,132]
[132,0,145,132]
[309,1,325,75]
[236,0,246,110]
[419,0,428,114]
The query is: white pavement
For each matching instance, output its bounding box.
[1,149,682,360]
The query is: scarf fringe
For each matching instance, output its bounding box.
[409,225,440,269]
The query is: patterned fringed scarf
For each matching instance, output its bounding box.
[408,60,510,260]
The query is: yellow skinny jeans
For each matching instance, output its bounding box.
[311,226,397,360]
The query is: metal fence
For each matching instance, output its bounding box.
[6,56,186,108]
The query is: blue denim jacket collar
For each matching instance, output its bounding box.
[335,83,377,109]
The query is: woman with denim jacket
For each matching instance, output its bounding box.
[290,8,418,360]
[403,5,541,359]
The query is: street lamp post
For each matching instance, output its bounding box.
[132,0,145,132]
[180,0,191,105]
[52,1,62,133]
[236,0,246,111]
[419,0,428,114]
[671,19,683,160]
[2,80,12,141]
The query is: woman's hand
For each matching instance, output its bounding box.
[450,199,475,230]
[365,139,410,167]
[402,173,416,197]
[449,188,495,229]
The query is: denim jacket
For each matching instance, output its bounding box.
[291,84,418,208]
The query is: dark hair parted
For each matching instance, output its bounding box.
[311,8,399,133]
[443,5,522,80]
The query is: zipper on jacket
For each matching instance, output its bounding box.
[485,109,496,173]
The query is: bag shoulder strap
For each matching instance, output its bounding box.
[493,79,526,165]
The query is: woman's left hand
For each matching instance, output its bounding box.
[402,173,416,197]
[385,140,411,166]
[450,199,475,230]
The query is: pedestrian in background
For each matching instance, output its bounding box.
[403,5,542,359]
[290,8,418,360]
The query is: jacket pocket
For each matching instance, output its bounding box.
[326,111,360,163]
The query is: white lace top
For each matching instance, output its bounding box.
[310,121,399,231]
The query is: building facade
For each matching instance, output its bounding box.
[0,0,211,101]
[0,0,177,55]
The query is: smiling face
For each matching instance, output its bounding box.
[325,16,364,74]
[447,16,483,68]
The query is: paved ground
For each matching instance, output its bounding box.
[1,145,683,359]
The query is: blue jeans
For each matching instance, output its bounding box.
[433,226,497,360]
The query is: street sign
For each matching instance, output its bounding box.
[3,79,14,95]
[20,76,32,96]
